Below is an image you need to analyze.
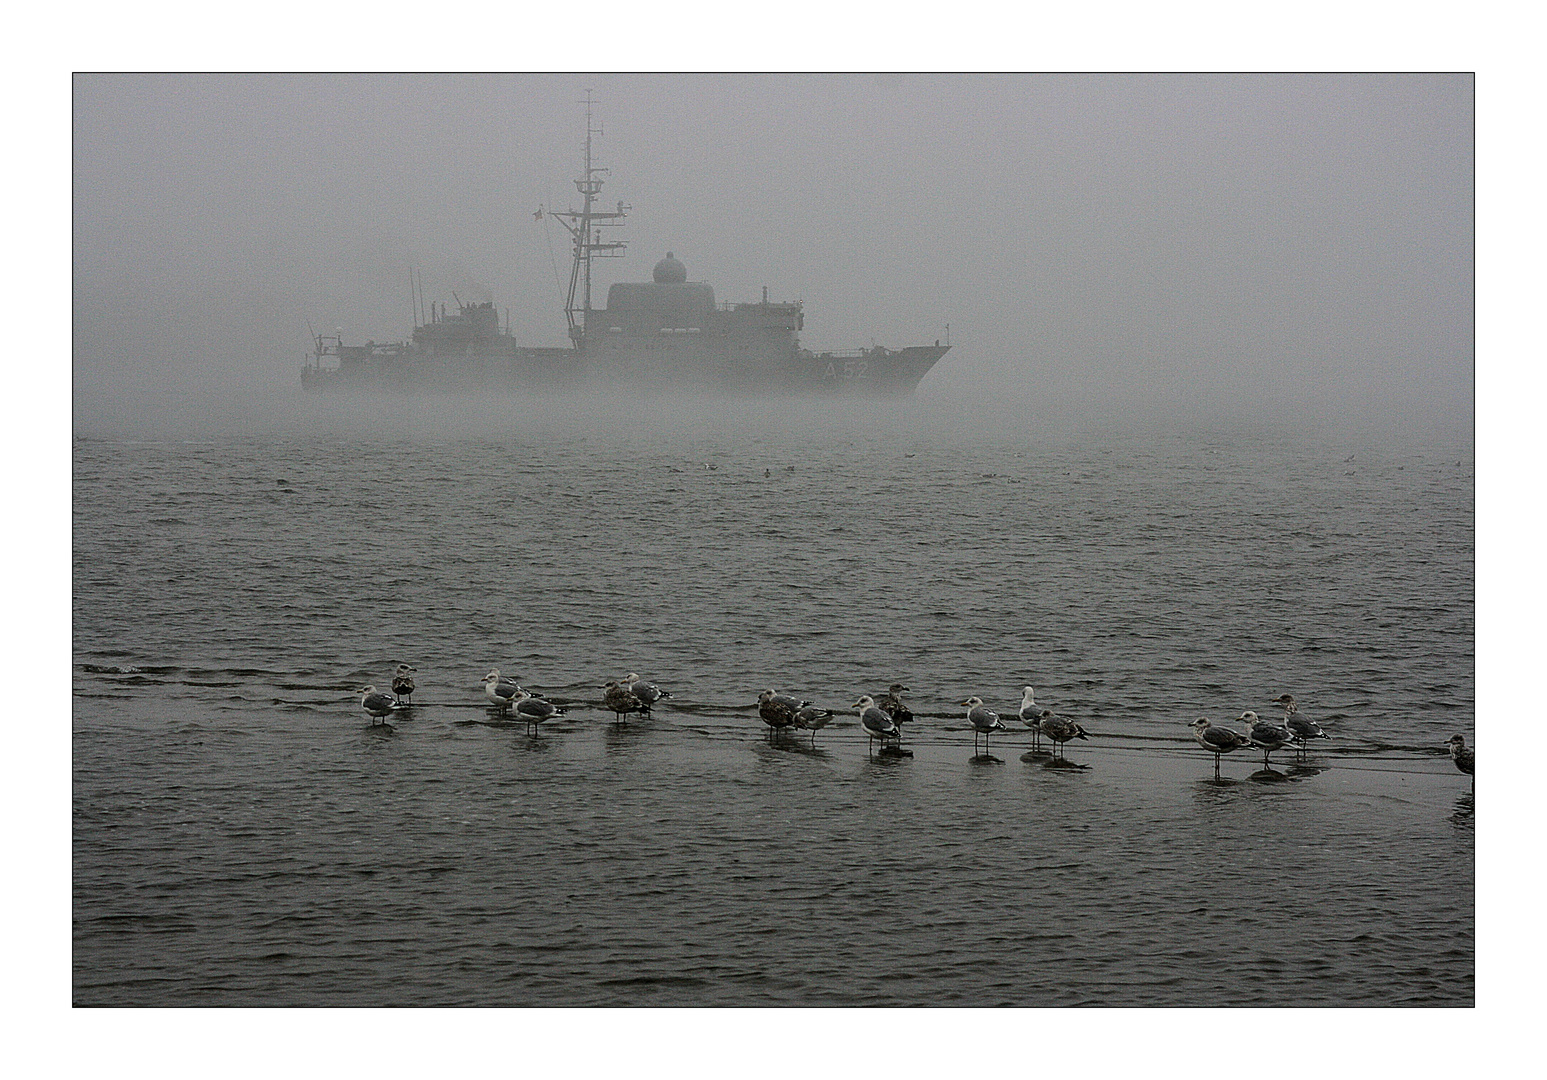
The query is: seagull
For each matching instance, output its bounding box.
[359,685,396,724]
[757,690,803,740]
[1241,710,1294,767]
[853,695,900,756]
[962,696,1007,755]
[878,684,913,726]
[623,673,672,716]
[1019,686,1051,752]
[794,704,836,746]
[602,680,644,724]
[391,664,417,705]
[1189,717,1251,778]
[1038,712,1089,759]
[483,669,520,715]
[1448,734,1474,790]
[511,687,565,735]
[1272,694,1328,749]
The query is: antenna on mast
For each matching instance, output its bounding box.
[549,90,629,349]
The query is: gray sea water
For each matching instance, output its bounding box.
[72,403,1474,1006]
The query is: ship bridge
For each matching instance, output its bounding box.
[592,252,802,352]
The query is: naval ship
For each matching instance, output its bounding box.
[300,102,950,396]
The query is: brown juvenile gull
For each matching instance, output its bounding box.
[1448,734,1474,791]
[878,683,913,727]
[852,695,900,756]
[757,690,803,740]
[602,680,645,724]
[359,685,396,724]
[1189,717,1251,778]
[962,696,1008,755]
[391,664,417,705]
[1038,712,1090,760]
[1241,710,1295,767]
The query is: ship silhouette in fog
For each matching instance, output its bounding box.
[302,96,950,396]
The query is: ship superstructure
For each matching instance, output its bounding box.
[301,96,949,395]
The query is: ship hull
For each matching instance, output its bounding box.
[302,343,949,397]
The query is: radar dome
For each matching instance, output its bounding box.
[653,252,688,284]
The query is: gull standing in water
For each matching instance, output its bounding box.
[359,686,396,725]
[962,696,1008,756]
[853,695,900,756]
[1189,717,1251,778]
[1038,712,1090,760]
[1241,710,1294,768]
[757,690,803,741]
[1019,687,1051,752]
[623,673,672,716]
[602,680,645,724]
[794,703,835,747]
[511,688,565,735]
[483,669,520,715]
[878,684,913,728]
[1272,693,1328,751]
[391,664,417,705]
[1448,734,1474,791]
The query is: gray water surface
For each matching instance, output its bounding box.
[73,413,1474,1005]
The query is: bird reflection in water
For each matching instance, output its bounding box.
[603,717,648,751]
[1193,774,1243,793]
[1247,766,1293,783]
[756,731,830,758]
[514,732,556,755]
[1450,793,1474,830]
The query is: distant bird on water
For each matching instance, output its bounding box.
[1448,734,1474,790]
[511,687,565,735]
[391,664,416,705]
[359,685,396,724]
[1037,712,1089,760]
[602,680,645,724]
[757,689,804,739]
[1272,693,1328,749]
[623,673,672,716]
[853,695,900,755]
[1241,710,1294,767]
[1189,717,1251,778]
[1019,686,1051,752]
[962,696,1008,755]
[483,669,520,715]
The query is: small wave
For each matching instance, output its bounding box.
[596,974,710,989]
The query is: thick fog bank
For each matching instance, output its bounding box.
[72,378,1472,453]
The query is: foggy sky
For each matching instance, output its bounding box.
[72,73,1472,429]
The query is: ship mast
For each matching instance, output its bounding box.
[546,91,628,348]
